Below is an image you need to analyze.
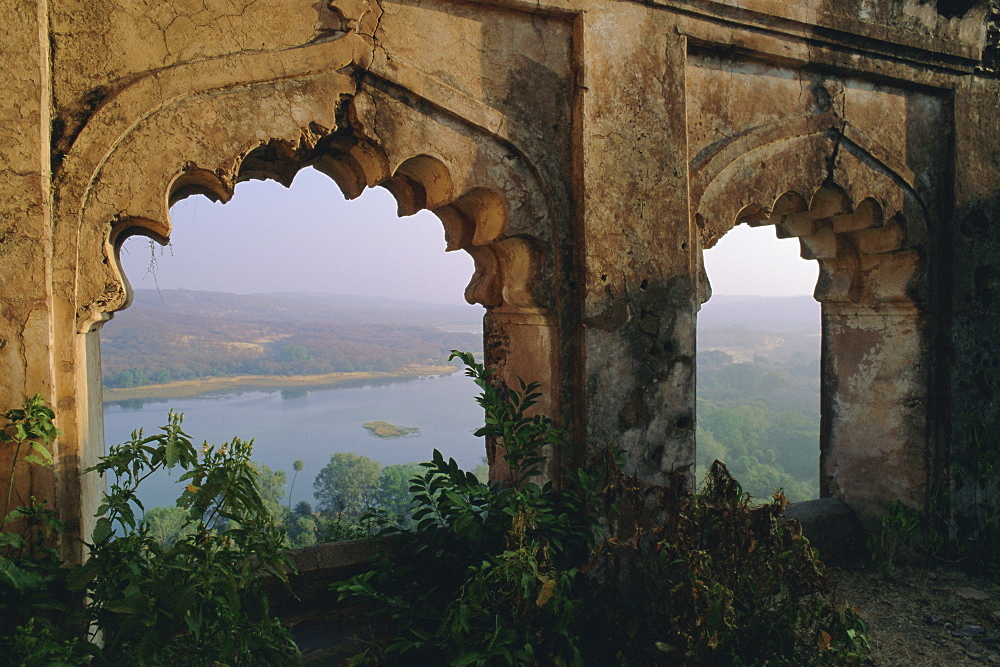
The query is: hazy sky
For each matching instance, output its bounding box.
[702,223,817,298]
[120,167,817,305]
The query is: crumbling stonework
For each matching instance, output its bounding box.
[1,0,998,556]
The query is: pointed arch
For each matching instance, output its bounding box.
[691,126,933,521]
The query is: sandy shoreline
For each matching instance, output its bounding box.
[102,364,460,402]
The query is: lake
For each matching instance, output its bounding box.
[102,371,486,510]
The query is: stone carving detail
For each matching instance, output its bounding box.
[699,184,920,307]
[327,0,375,34]
[66,50,548,333]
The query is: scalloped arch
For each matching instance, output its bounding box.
[692,117,929,307]
[62,47,555,333]
[702,183,919,306]
[691,117,927,247]
[113,145,534,321]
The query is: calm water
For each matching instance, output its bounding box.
[102,372,485,510]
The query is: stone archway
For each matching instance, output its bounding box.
[49,27,569,552]
[682,46,955,524]
[698,181,927,521]
[694,145,931,521]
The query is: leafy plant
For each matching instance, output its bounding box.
[0,399,301,665]
[868,416,1000,577]
[72,413,300,665]
[334,352,867,665]
[0,395,84,662]
[867,499,924,572]
[333,351,596,664]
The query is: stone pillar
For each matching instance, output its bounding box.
[947,75,1000,537]
[0,0,60,542]
[820,304,929,521]
[484,308,560,483]
[578,7,697,483]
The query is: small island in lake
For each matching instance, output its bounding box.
[363,420,420,438]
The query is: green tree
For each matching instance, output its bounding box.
[287,514,320,548]
[374,463,423,523]
[701,404,768,459]
[142,506,194,547]
[278,345,309,363]
[471,462,490,484]
[313,452,382,518]
[251,462,289,525]
[288,459,304,510]
[695,425,728,482]
[766,410,819,483]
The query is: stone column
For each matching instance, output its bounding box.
[0,0,61,543]
[484,308,560,483]
[820,304,929,521]
[947,75,1000,536]
[578,7,697,483]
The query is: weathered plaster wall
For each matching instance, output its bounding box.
[579,5,696,482]
[949,74,1000,536]
[0,0,57,538]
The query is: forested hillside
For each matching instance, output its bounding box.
[696,295,821,501]
[101,290,482,388]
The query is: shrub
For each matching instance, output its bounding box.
[0,399,300,665]
[333,351,868,665]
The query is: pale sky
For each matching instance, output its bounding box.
[120,167,478,306]
[702,223,818,297]
[120,166,817,303]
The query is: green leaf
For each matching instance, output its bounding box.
[29,440,54,464]
[23,453,49,467]
[66,560,101,591]
[92,517,112,543]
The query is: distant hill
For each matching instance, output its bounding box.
[126,289,484,330]
[698,295,819,332]
[102,290,820,389]
[697,295,819,364]
[101,290,483,388]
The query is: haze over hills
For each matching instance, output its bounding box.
[101,289,483,389]
[698,294,819,332]
[695,294,821,501]
[124,289,484,329]
[102,290,820,390]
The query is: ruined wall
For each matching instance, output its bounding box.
[0,0,57,537]
[949,73,1000,541]
[0,0,997,552]
[686,50,945,518]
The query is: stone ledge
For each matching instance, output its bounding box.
[785,497,867,565]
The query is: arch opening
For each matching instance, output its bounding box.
[696,183,929,520]
[105,164,493,547]
[698,221,821,503]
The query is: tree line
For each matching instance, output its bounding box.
[696,343,820,501]
[144,453,489,549]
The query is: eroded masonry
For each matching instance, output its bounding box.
[2,0,999,557]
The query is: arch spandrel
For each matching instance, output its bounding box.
[695,130,926,252]
[693,123,930,315]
